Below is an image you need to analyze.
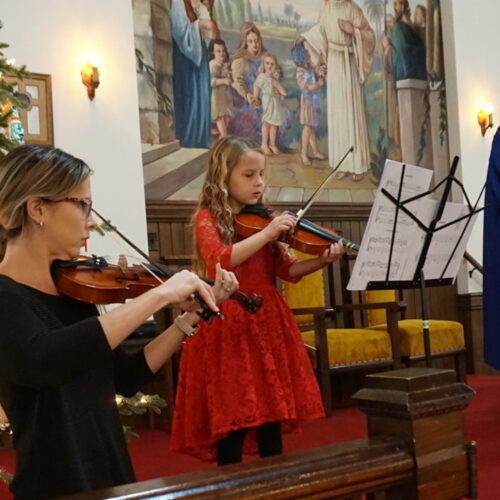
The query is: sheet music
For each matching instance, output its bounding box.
[347,160,478,290]
[347,160,433,290]
[423,201,478,280]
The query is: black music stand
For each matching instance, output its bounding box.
[363,156,484,367]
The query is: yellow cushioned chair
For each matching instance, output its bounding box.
[365,289,466,381]
[282,252,405,416]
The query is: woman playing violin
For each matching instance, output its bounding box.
[0,144,238,499]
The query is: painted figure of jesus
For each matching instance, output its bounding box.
[301,0,375,181]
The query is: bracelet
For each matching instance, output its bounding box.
[174,313,200,338]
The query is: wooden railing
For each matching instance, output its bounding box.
[65,368,477,500]
[464,251,483,277]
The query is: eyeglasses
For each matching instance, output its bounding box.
[43,197,93,218]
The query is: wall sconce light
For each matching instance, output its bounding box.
[478,104,494,135]
[80,63,100,100]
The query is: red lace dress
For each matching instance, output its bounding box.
[170,208,324,461]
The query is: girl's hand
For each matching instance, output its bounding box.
[264,213,297,241]
[293,36,305,47]
[316,63,327,79]
[319,242,344,265]
[247,92,260,108]
[159,269,219,313]
[212,263,239,304]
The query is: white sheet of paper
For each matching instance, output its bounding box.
[347,160,478,290]
[347,160,433,290]
[423,201,478,280]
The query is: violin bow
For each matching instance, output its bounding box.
[295,146,354,224]
[91,208,224,321]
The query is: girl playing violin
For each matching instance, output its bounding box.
[0,144,238,499]
[170,136,344,465]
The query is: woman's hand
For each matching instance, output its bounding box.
[319,242,344,265]
[159,269,219,313]
[263,213,297,241]
[316,63,327,79]
[212,263,239,304]
[247,92,259,107]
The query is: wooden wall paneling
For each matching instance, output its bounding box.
[158,220,174,257]
[457,292,498,375]
[182,222,193,257]
[170,222,187,256]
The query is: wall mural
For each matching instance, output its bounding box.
[134,0,447,203]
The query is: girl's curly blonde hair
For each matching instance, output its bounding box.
[258,52,281,77]
[192,136,264,274]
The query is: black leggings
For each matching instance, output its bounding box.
[216,421,283,465]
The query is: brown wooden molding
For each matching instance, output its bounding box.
[146,201,372,222]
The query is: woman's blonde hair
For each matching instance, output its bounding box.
[0,144,92,260]
[193,136,264,274]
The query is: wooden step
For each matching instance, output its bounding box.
[142,140,180,165]
[144,147,209,201]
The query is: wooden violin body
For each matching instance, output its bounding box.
[53,257,162,305]
[52,256,263,315]
[234,206,359,255]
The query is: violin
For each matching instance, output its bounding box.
[234,205,359,255]
[53,255,263,318]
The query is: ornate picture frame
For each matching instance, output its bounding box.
[7,72,54,146]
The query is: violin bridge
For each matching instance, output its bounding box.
[118,254,128,273]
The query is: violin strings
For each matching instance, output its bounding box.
[138,262,164,284]
[95,229,141,263]
[93,229,162,282]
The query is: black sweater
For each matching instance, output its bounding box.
[0,275,154,499]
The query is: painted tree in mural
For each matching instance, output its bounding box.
[0,20,30,158]
[364,0,385,37]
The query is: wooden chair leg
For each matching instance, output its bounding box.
[313,312,333,417]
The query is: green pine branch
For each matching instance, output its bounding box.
[0,468,12,485]
[0,31,31,157]
[116,392,167,416]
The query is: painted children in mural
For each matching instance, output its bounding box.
[291,42,327,166]
[209,39,233,138]
[170,136,343,464]
[253,52,287,156]
[300,0,375,182]
[170,0,217,148]
[228,23,266,140]
[391,0,426,82]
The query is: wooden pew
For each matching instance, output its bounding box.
[64,368,477,500]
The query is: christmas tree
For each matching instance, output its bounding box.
[0,19,30,157]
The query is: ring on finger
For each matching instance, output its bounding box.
[222,284,231,292]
